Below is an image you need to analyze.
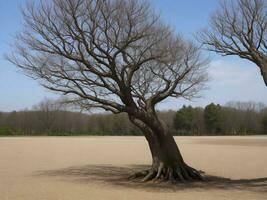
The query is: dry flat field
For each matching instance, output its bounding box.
[0,136,267,200]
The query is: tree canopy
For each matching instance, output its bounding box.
[201,0,267,86]
[8,0,207,114]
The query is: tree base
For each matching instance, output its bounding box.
[129,162,204,183]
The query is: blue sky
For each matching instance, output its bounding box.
[0,0,267,112]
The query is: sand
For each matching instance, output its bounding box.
[0,136,266,200]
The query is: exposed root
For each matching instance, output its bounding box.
[153,162,164,181]
[128,169,149,179]
[141,171,156,182]
[129,163,204,183]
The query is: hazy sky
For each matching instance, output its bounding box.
[0,0,266,112]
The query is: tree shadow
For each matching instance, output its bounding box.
[35,164,267,193]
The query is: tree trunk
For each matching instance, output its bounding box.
[251,53,267,87]
[128,113,203,182]
[260,64,267,86]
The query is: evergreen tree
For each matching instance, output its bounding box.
[204,103,224,134]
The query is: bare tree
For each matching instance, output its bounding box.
[7,0,207,182]
[201,0,267,86]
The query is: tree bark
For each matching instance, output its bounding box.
[260,64,267,86]
[250,53,267,87]
[128,113,203,182]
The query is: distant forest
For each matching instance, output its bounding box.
[0,99,266,136]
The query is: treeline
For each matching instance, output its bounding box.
[0,111,139,136]
[173,102,267,135]
[0,99,139,136]
[0,99,266,136]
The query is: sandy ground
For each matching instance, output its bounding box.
[0,136,267,200]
